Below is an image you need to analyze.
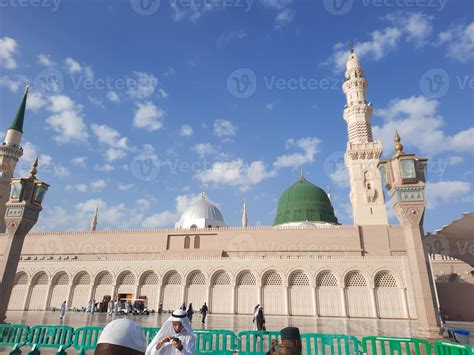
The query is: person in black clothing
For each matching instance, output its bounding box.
[200,302,208,323]
[186,303,194,322]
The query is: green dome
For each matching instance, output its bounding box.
[273,177,339,226]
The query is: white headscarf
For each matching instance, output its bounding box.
[97,319,147,352]
[146,309,195,355]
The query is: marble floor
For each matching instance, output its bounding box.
[3,310,464,338]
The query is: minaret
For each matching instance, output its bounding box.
[242,200,248,228]
[0,86,28,233]
[342,48,388,225]
[90,206,98,231]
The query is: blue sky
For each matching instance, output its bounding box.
[0,0,472,233]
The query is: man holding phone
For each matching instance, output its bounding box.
[146,309,196,354]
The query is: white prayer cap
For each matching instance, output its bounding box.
[170,309,187,321]
[97,319,147,352]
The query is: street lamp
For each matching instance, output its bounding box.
[0,158,48,323]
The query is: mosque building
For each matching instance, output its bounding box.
[0,49,472,337]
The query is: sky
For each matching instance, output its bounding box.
[0,0,472,233]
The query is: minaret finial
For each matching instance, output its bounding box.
[28,157,38,180]
[349,41,354,53]
[242,199,248,228]
[300,167,304,181]
[200,191,206,199]
[327,187,332,202]
[24,84,30,94]
[394,129,404,155]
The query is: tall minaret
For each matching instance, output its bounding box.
[0,86,28,232]
[91,206,98,231]
[241,200,248,228]
[342,47,388,225]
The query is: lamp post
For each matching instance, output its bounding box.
[0,158,48,323]
[379,131,440,339]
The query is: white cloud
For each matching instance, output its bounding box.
[127,71,158,99]
[274,137,321,169]
[88,96,104,108]
[180,124,193,137]
[91,123,128,149]
[0,75,24,92]
[438,22,474,63]
[275,9,295,28]
[65,184,88,193]
[0,37,18,69]
[260,0,292,10]
[426,181,471,208]
[447,156,464,166]
[196,159,276,191]
[118,183,135,191]
[158,88,168,99]
[213,119,238,139]
[373,96,474,156]
[133,102,165,131]
[37,54,55,67]
[217,30,247,48]
[46,95,88,143]
[175,193,202,214]
[107,90,120,103]
[64,57,82,73]
[72,156,87,167]
[95,163,114,172]
[18,141,69,178]
[105,148,127,161]
[27,91,47,111]
[330,27,401,71]
[387,13,433,47]
[329,160,350,188]
[193,143,217,159]
[90,179,107,190]
[142,210,179,228]
[170,1,214,23]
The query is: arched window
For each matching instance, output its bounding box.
[316,271,338,287]
[117,272,136,286]
[187,271,206,285]
[140,271,158,285]
[236,271,256,286]
[14,272,28,285]
[32,272,48,286]
[345,271,367,287]
[262,271,283,286]
[289,271,310,286]
[194,236,200,249]
[184,236,190,249]
[163,271,182,285]
[74,272,91,286]
[96,272,113,285]
[53,273,69,286]
[374,271,398,288]
[211,271,231,286]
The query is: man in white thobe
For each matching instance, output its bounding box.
[146,309,195,355]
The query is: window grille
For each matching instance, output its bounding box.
[96,272,113,285]
[118,272,136,285]
[289,271,310,286]
[263,271,283,286]
[237,271,256,286]
[33,272,48,286]
[14,272,28,285]
[54,273,69,285]
[345,271,367,287]
[141,271,159,285]
[75,272,91,285]
[164,271,182,285]
[188,271,206,285]
[212,271,231,285]
[375,271,398,288]
[316,271,338,287]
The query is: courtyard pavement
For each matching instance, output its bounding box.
[5,310,469,338]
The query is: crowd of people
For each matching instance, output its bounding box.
[93,308,303,355]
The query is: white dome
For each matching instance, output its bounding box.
[175,194,226,229]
